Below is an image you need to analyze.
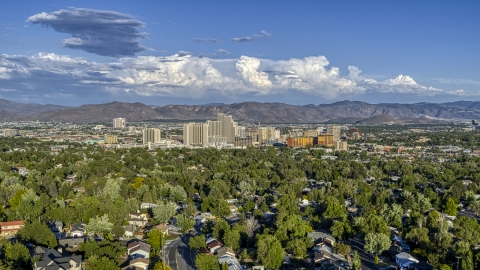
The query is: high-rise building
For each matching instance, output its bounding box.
[327,126,341,142]
[183,123,208,146]
[142,128,161,144]
[257,127,280,143]
[183,113,238,146]
[113,118,126,129]
[217,113,236,144]
[303,130,318,137]
[207,120,222,137]
[104,135,118,144]
[3,129,16,137]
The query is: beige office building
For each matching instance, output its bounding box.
[104,135,118,144]
[183,123,208,146]
[217,113,236,144]
[3,129,16,137]
[142,128,161,144]
[113,118,126,129]
[334,140,348,151]
[327,125,341,142]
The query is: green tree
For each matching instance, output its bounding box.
[169,185,187,202]
[177,215,195,232]
[364,233,391,258]
[153,261,173,270]
[322,196,347,219]
[48,233,58,248]
[152,202,177,224]
[16,221,56,247]
[189,235,207,250]
[112,224,125,237]
[454,216,480,245]
[462,250,474,270]
[405,227,429,246]
[85,214,113,235]
[103,178,121,200]
[256,234,284,269]
[5,241,30,268]
[331,220,353,241]
[147,228,165,255]
[223,228,241,251]
[84,255,118,270]
[443,198,458,216]
[213,219,230,242]
[352,250,361,270]
[195,254,220,270]
[333,243,351,257]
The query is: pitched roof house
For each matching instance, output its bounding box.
[34,249,82,270]
[0,220,24,236]
[127,241,152,259]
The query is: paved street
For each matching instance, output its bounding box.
[458,210,480,222]
[165,231,197,270]
[349,238,378,270]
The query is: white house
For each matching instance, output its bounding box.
[70,223,86,238]
[140,203,157,209]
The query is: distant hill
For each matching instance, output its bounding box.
[21,102,159,122]
[1,99,480,123]
[0,98,68,116]
[357,114,401,124]
[0,110,18,121]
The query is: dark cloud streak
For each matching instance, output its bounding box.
[28,8,146,57]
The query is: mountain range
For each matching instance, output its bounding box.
[0,98,479,124]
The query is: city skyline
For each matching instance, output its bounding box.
[0,1,479,106]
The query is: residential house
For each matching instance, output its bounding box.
[307,232,336,246]
[13,166,28,176]
[34,249,82,270]
[127,241,151,259]
[129,212,149,227]
[207,240,223,254]
[70,223,86,237]
[194,215,206,225]
[140,203,157,209]
[218,255,243,270]
[298,198,309,206]
[123,224,136,237]
[64,174,77,186]
[229,205,238,213]
[58,238,85,252]
[396,252,419,269]
[216,247,236,258]
[410,262,434,270]
[155,223,169,235]
[0,220,24,236]
[121,258,150,270]
[47,220,63,233]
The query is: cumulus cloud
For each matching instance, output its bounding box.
[232,30,271,42]
[27,8,146,56]
[0,52,472,103]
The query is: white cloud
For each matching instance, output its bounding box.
[0,52,473,102]
[232,30,272,42]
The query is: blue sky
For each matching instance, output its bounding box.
[0,1,479,106]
